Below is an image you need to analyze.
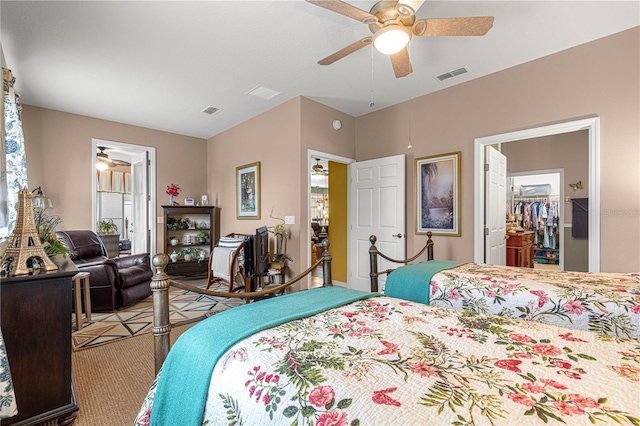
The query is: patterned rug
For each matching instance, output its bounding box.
[72,278,244,351]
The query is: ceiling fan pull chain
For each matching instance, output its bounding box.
[369,47,375,108]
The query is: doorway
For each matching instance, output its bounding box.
[91,139,156,255]
[307,150,354,289]
[474,117,600,272]
[511,170,564,271]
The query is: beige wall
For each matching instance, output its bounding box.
[207,98,302,280]
[355,27,640,272]
[21,106,208,253]
[207,96,356,286]
[17,28,640,275]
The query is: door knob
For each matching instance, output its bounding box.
[392,233,404,238]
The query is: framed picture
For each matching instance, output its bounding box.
[415,152,461,236]
[184,198,195,206]
[236,161,261,220]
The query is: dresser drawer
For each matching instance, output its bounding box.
[507,231,534,247]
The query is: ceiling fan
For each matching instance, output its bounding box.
[312,159,329,176]
[97,146,131,168]
[306,0,494,78]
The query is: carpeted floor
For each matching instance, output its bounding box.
[72,323,194,426]
[72,278,243,350]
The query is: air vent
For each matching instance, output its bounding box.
[435,66,469,82]
[201,106,222,115]
[246,84,281,101]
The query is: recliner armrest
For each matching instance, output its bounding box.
[114,253,150,269]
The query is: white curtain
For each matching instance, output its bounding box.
[111,171,124,193]
[0,85,7,237]
[2,68,28,237]
[97,169,111,192]
[125,172,131,194]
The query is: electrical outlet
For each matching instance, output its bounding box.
[285,215,295,225]
[157,216,164,223]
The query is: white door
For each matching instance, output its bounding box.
[485,146,507,265]
[132,152,149,254]
[348,154,406,293]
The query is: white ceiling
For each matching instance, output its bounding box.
[1,1,638,140]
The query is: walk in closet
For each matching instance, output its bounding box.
[510,176,562,269]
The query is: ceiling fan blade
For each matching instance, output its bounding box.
[112,159,131,167]
[390,47,412,78]
[306,0,377,24]
[413,16,494,37]
[318,37,372,65]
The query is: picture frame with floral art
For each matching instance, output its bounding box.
[415,151,461,236]
[236,161,260,220]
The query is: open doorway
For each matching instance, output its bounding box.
[474,117,600,272]
[511,170,564,271]
[307,150,354,289]
[91,139,156,256]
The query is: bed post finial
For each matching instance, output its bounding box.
[321,238,333,287]
[151,253,171,375]
[369,235,379,293]
[427,231,434,261]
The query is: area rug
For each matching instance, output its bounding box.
[72,278,244,351]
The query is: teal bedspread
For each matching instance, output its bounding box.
[150,286,376,426]
[383,260,455,304]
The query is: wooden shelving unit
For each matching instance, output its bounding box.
[162,205,219,276]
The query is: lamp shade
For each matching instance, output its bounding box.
[372,25,412,55]
[31,187,53,211]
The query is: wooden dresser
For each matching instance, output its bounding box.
[1,258,79,425]
[506,231,535,268]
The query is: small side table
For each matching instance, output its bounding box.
[73,272,91,330]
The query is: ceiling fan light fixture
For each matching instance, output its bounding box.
[372,25,411,55]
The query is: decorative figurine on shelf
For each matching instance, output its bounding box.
[0,187,59,275]
[170,250,179,263]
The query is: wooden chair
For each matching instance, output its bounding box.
[207,233,246,292]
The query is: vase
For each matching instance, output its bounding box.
[170,237,178,246]
[170,251,178,263]
[169,194,174,206]
[184,253,193,262]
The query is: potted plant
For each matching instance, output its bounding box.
[179,247,199,262]
[96,219,120,258]
[196,231,208,244]
[33,210,71,258]
[97,219,118,235]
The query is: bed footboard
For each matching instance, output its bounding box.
[369,232,433,292]
[151,239,333,374]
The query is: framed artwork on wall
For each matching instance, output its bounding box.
[236,161,261,220]
[415,151,461,236]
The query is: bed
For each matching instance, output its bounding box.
[135,244,640,425]
[369,234,640,340]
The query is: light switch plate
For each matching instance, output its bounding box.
[285,215,295,225]
[157,216,164,223]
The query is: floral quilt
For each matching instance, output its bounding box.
[430,263,640,340]
[135,296,640,425]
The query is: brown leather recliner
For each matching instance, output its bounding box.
[56,230,153,311]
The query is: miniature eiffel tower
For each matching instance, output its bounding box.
[0,187,58,275]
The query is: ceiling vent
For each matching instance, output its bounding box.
[246,84,281,101]
[435,66,469,82]
[201,106,222,115]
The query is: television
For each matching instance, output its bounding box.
[254,226,270,277]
